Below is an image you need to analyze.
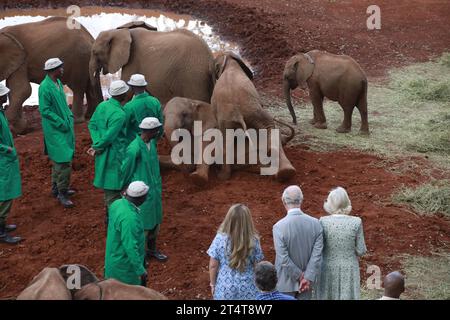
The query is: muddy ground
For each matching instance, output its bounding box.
[0,0,449,299]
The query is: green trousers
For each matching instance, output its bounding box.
[104,190,122,208]
[0,200,12,225]
[51,162,72,191]
[145,224,160,253]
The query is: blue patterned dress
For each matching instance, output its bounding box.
[207,233,264,300]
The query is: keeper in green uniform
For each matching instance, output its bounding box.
[38,58,76,208]
[0,84,22,244]
[88,80,130,224]
[122,117,167,262]
[105,181,149,286]
[124,74,163,145]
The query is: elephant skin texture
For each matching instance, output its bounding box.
[0,17,103,133]
[283,50,369,134]
[90,27,216,106]
[212,52,296,182]
[16,267,72,300]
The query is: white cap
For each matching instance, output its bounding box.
[0,83,10,97]
[108,80,129,97]
[128,74,148,87]
[126,181,150,198]
[139,117,162,130]
[44,58,63,71]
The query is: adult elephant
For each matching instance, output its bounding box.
[283,50,369,134]
[89,25,216,105]
[0,17,103,133]
[212,52,296,182]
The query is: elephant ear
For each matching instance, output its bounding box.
[214,54,227,80]
[296,54,315,84]
[98,29,132,74]
[0,32,26,80]
[117,21,157,31]
[228,51,254,80]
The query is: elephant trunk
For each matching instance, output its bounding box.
[89,55,100,87]
[284,80,297,125]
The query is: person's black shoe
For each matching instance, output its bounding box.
[52,183,76,198]
[0,224,21,244]
[5,224,17,232]
[0,234,22,244]
[149,251,168,262]
[57,191,74,208]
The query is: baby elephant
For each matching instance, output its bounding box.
[283,50,369,134]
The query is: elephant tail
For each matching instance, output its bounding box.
[274,118,295,145]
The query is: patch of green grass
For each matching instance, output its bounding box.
[392,180,450,217]
[400,252,450,300]
[262,52,450,171]
[439,52,450,68]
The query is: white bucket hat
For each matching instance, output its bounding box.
[126,181,149,197]
[127,74,148,87]
[139,117,162,130]
[0,83,10,97]
[109,80,129,97]
[44,58,64,71]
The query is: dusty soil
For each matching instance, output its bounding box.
[0,0,449,299]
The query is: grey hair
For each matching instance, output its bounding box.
[282,185,303,207]
[323,186,352,215]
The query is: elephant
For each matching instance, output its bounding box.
[212,52,296,181]
[283,50,369,134]
[0,17,103,133]
[162,97,218,185]
[89,24,216,106]
[73,279,168,300]
[16,267,72,300]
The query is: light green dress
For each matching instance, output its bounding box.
[315,215,367,300]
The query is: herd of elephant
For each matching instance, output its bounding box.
[1,16,369,184]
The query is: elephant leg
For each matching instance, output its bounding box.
[217,121,232,181]
[85,78,103,120]
[71,87,85,124]
[357,98,369,135]
[268,129,296,181]
[336,105,354,133]
[189,138,210,186]
[190,163,210,186]
[310,90,327,129]
[5,69,31,134]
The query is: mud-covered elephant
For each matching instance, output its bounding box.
[89,25,216,105]
[163,97,217,185]
[283,50,369,134]
[0,17,103,133]
[212,52,296,181]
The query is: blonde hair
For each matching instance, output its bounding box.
[218,204,259,272]
[323,187,352,215]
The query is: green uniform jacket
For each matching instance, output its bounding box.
[121,137,162,230]
[105,198,146,285]
[38,75,75,163]
[88,98,127,190]
[0,111,21,201]
[123,92,164,144]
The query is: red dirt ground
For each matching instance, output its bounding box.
[0,0,449,299]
